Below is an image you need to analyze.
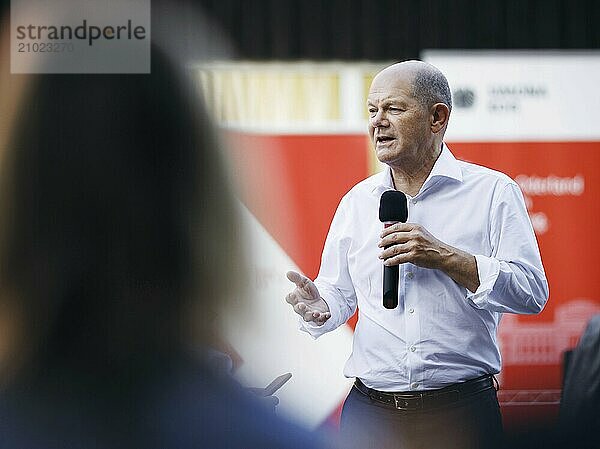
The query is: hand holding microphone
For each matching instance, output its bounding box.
[378,191,473,300]
[378,191,408,309]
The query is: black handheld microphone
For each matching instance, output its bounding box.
[378,190,408,309]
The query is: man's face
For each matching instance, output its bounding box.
[367,71,431,167]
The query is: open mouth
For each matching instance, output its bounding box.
[376,136,395,144]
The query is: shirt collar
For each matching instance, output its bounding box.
[370,143,463,197]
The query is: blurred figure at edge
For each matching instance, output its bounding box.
[0,3,329,448]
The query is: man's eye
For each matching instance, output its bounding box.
[368,109,377,116]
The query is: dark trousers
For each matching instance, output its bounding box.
[340,383,504,449]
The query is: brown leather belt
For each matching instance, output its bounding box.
[354,375,494,411]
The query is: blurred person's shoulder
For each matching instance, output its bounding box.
[0,356,331,449]
[149,356,332,449]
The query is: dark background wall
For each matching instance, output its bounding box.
[197,0,600,60]
[1,0,597,60]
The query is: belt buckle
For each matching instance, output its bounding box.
[393,393,423,410]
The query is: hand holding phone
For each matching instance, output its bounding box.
[263,373,292,396]
[250,373,292,397]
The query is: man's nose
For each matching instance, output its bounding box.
[370,110,389,128]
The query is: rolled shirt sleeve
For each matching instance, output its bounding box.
[299,196,358,339]
[467,182,549,313]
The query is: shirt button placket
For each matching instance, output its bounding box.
[403,258,420,394]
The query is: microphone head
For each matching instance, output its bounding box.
[379,190,408,223]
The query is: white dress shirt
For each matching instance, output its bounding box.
[301,144,549,392]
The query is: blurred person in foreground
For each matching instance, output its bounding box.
[558,314,600,448]
[0,29,328,449]
[501,314,600,449]
[284,61,549,448]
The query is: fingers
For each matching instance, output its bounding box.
[287,271,315,291]
[285,292,298,306]
[378,231,413,248]
[378,223,445,269]
[380,222,416,239]
[378,223,420,250]
[292,301,308,315]
[378,223,427,266]
[379,242,411,263]
[290,300,331,323]
[305,309,331,324]
[285,271,329,324]
[262,395,279,408]
[286,270,304,285]
[380,252,413,267]
[285,270,320,299]
[313,311,331,325]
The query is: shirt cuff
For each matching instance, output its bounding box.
[298,316,333,338]
[467,254,500,308]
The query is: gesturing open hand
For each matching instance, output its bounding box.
[285,271,331,326]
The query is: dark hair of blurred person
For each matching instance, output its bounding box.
[0,27,327,449]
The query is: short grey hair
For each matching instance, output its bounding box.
[412,65,452,112]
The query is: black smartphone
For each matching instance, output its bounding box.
[262,373,292,396]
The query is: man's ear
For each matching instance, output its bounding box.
[430,103,450,133]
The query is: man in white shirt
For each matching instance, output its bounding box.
[284,61,549,449]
